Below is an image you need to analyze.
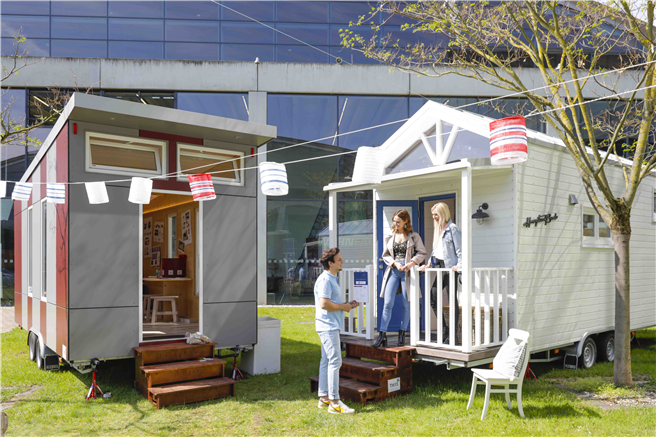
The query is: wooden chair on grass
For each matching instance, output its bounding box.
[467,328,531,420]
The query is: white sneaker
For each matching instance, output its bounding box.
[318,398,330,409]
[328,400,355,414]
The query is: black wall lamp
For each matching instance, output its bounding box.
[472,203,489,225]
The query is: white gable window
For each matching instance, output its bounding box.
[582,207,613,249]
[177,144,244,186]
[86,132,166,177]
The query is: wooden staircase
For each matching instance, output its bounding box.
[309,339,413,405]
[134,342,236,409]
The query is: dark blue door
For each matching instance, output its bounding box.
[376,200,419,332]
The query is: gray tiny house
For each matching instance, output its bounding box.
[14,93,276,371]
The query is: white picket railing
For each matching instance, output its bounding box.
[410,267,513,352]
[339,265,375,340]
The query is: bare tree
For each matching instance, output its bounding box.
[342,0,655,387]
[2,30,95,148]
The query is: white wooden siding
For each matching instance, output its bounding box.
[517,143,656,352]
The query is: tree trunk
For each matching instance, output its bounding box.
[613,229,633,387]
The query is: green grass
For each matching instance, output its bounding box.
[1,307,655,436]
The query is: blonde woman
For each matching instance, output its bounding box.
[372,209,427,348]
[418,202,462,343]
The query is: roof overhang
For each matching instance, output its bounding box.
[324,158,512,193]
[20,92,277,182]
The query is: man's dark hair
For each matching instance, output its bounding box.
[320,248,340,270]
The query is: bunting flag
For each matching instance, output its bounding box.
[128,177,153,204]
[0,181,6,198]
[11,182,32,201]
[188,174,216,201]
[46,183,66,204]
[85,182,109,204]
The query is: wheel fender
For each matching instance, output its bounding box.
[566,332,593,358]
[27,329,54,358]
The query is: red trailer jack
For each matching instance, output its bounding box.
[85,359,110,400]
[231,356,245,381]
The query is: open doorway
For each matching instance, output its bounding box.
[141,192,200,341]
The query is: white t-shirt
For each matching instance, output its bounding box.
[433,227,446,260]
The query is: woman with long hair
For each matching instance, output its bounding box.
[418,202,462,344]
[372,209,427,348]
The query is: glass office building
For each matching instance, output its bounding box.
[6,1,629,306]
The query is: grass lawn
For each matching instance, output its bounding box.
[1,307,655,436]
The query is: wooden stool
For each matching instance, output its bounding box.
[143,294,164,320]
[150,296,179,323]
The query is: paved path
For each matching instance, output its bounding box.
[1,307,17,333]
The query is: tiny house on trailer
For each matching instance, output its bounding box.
[325,101,656,370]
[14,93,276,372]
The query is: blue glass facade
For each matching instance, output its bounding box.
[0,0,392,63]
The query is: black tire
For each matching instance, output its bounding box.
[28,332,37,362]
[35,337,44,370]
[581,337,597,369]
[598,332,615,362]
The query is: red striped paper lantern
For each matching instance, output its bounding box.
[489,116,528,165]
[188,174,216,201]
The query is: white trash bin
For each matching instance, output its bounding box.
[241,317,281,375]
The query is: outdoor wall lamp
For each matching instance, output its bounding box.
[569,194,579,205]
[472,203,489,225]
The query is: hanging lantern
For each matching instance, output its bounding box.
[11,182,32,201]
[352,147,384,184]
[188,174,216,201]
[85,182,109,204]
[0,181,6,198]
[259,162,289,196]
[46,183,65,204]
[489,116,528,165]
[128,177,153,204]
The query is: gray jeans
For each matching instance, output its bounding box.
[317,329,341,400]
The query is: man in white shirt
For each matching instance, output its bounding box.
[314,247,358,414]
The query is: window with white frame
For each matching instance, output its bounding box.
[582,207,613,248]
[27,206,33,296]
[41,199,47,300]
[168,214,177,258]
[177,144,244,186]
[86,132,166,177]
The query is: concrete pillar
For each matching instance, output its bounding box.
[250,91,268,305]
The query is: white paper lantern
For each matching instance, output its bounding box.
[128,177,153,204]
[85,182,109,204]
[46,183,66,204]
[352,147,384,184]
[489,116,528,165]
[259,162,288,196]
[0,181,6,198]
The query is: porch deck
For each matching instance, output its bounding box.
[341,335,501,364]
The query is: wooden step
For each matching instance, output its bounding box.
[340,357,398,384]
[309,376,379,405]
[343,341,413,367]
[148,377,236,409]
[141,358,226,387]
[133,342,216,365]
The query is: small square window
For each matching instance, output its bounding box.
[582,207,613,248]
[177,144,244,186]
[86,132,166,177]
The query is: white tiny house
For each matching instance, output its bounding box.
[324,101,656,369]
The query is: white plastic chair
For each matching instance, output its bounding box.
[467,328,530,420]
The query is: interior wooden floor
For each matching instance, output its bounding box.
[143,322,200,340]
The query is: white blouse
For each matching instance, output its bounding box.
[433,227,446,260]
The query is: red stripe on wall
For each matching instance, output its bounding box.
[14,209,21,298]
[40,300,47,344]
[139,130,203,189]
[14,292,22,327]
[56,122,69,309]
[56,306,68,360]
[27,297,32,330]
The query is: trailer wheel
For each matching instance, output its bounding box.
[35,338,45,370]
[598,332,615,362]
[28,333,37,362]
[581,337,597,369]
